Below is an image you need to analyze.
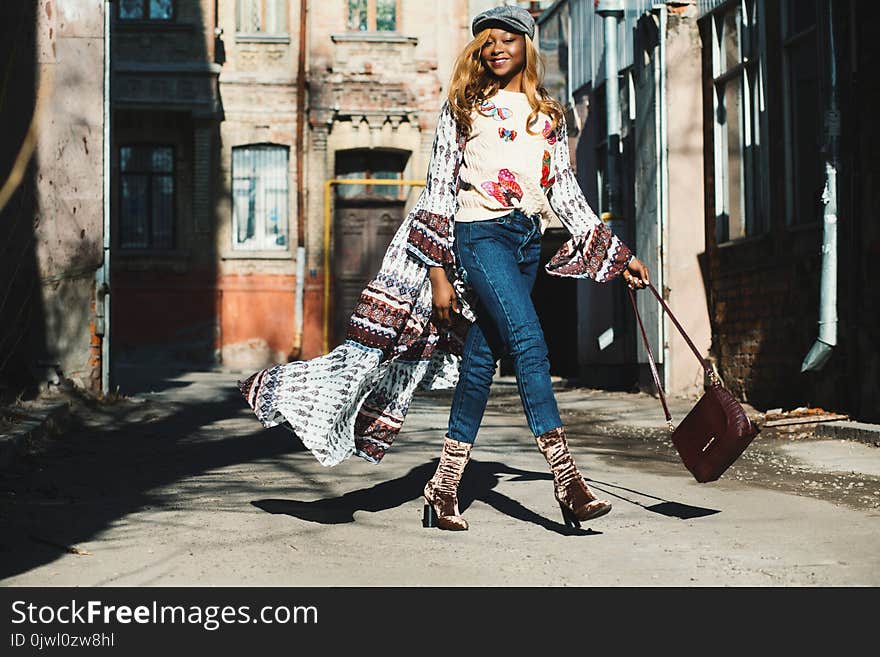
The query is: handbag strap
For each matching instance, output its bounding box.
[628,282,719,431]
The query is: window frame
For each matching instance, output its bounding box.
[708,0,769,245]
[780,0,823,228]
[117,0,176,22]
[346,0,401,33]
[118,144,176,251]
[231,144,291,253]
[235,0,290,37]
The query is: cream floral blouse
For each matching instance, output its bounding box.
[457,88,558,228]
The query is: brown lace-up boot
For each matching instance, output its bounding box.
[536,427,612,527]
[423,436,473,531]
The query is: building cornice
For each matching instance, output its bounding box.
[113,62,223,76]
[330,33,418,45]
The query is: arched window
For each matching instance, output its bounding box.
[232,145,289,251]
[335,149,409,200]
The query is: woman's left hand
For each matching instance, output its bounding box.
[623,257,650,290]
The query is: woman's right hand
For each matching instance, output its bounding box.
[429,266,458,324]
[623,256,650,290]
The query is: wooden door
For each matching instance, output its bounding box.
[332,201,404,347]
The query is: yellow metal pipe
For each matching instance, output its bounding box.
[322,178,426,354]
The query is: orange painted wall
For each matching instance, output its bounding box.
[219,273,297,359]
[114,271,315,365]
[301,272,326,360]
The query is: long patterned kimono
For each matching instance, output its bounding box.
[238,101,632,466]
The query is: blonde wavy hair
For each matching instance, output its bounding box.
[447,29,563,138]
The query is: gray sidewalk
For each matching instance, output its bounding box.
[1,368,878,586]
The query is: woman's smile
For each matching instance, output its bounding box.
[481,29,525,86]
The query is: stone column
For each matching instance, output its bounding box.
[302,112,334,358]
[307,117,332,272]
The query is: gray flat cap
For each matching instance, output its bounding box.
[471,5,535,40]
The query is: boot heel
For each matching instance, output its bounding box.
[423,503,436,528]
[559,501,581,529]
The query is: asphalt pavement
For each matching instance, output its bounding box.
[1,366,878,586]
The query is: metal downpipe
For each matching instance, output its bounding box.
[97,0,111,395]
[290,0,308,360]
[595,1,624,358]
[801,0,839,372]
[597,1,623,224]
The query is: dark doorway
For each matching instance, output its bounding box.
[532,228,579,379]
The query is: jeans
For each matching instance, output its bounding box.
[447,209,563,445]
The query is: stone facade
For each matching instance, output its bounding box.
[0,0,107,397]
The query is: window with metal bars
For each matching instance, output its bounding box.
[119,145,175,250]
[232,145,290,251]
[236,0,288,35]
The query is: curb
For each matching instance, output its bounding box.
[0,400,72,470]
[816,420,880,447]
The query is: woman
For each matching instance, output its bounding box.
[239,6,649,532]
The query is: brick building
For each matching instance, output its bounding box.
[111,0,223,372]
[109,0,473,381]
[696,0,878,421]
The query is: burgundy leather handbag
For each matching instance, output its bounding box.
[629,283,759,483]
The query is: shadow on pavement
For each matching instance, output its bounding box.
[253,461,436,524]
[644,501,719,519]
[113,364,200,396]
[0,378,305,582]
[253,459,601,537]
[587,479,720,519]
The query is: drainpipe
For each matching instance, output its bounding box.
[290,0,308,360]
[96,0,112,395]
[595,0,626,368]
[801,1,839,372]
[596,0,624,226]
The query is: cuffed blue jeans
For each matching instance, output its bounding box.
[448,209,563,445]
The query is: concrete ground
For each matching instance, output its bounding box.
[1,366,878,586]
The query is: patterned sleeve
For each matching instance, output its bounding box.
[544,114,634,283]
[405,101,462,268]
